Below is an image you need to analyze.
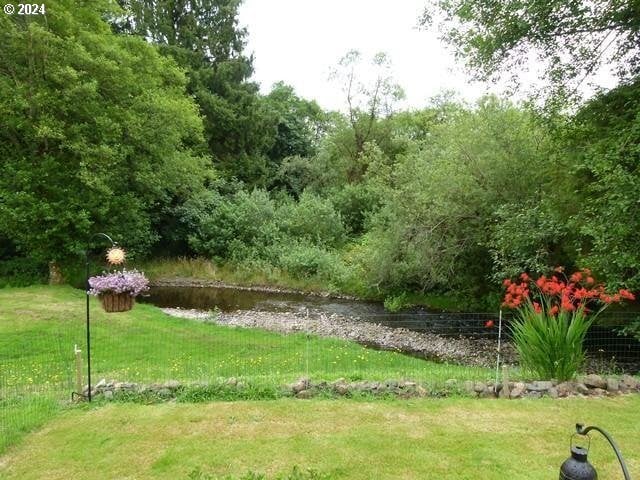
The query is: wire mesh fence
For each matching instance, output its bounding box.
[1,302,639,450]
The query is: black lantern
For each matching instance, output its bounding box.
[559,424,631,480]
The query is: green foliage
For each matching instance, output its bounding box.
[423,0,640,97]
[619,317,640,342]
[382,293,413,313]
[356,97,554,295]
[329,50,405,171]
[3,0,639,311]
[265,82,327,163]
[328,183,381,237]
[276,243,342,280]
[490,200,573,282]
[117,0,299,187]
[0,1,210,265]
[277,192,346,248]
[187,189,281,262]
[271,156,323,198]
[0,239,47,287]
[511,303,592,380]
[568,80,640,289]
[0,258,47,288]
[185,187,349,285]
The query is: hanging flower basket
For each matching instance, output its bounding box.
[88,269,149,314]
[99,292,134,312]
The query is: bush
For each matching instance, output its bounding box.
[277,191,346,248]
[187,189,281,262]
[328,183,381,236]
[0,257,47,287]
[383,292,412,312]
[277,242,342,280]
[511,303,592,380]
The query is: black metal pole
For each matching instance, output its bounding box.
[576,424,632,480]
[85,251,92,402]
[84,233,116,402]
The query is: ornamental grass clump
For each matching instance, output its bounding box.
[502,268,635,380]
[88,269,149,297]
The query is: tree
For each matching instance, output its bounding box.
[264,82,327,164]
[329,50,405,177]
[568,79,640,289]
[357,97,557,298]
[422,0,640,97]
[0,1,210,269]
[116,0,279,186]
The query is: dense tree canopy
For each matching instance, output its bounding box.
[568,79,640,288]
[0,0,210,265]
[1,2,638,308]
[116,0,279,186]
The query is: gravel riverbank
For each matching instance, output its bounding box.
[161,308,516,368]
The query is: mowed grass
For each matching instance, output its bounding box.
[1,396,639,479]
[0,286,491,388]
[1,286,492,453]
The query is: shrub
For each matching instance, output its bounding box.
[276,191,346,248]
[511,303,592,380]
[383,292,412,312]
[0,257,47,287]
[188,190,281,262]
[277,242,341,280]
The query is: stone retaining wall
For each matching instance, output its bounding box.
[86,374,639,401]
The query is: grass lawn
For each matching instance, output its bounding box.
[0,285,492,388]
[1,396,639,479]
[1,286,493,453]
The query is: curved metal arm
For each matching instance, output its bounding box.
[92,232,116,247]
[576,423,631,480]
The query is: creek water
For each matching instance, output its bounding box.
[139,285,497,338]
[140,285,387,316]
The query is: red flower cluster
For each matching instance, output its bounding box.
[502,268,636,315]
[502,273,531,308]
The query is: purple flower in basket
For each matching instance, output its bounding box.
[88,269,149,297]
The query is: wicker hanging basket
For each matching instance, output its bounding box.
[99,293,134,313]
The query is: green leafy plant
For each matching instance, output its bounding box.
[510,302,592,381]
[503,269,635,380]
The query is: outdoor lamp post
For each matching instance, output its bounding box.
[82,233,123,402]
[559,423,632,480]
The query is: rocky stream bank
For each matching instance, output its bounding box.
[161,307,517,368]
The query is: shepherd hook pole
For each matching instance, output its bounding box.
[85,233,116,402]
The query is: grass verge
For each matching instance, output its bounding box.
[1,396,639,479]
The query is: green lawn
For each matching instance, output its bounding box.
[0,286,493,453]
[1,397,639,479]
[0,286,492,388]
